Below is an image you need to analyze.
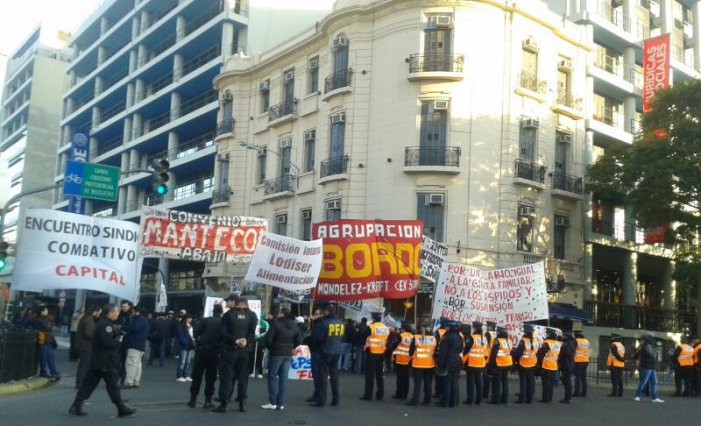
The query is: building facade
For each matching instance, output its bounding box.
[212,0,592,323]
[53,0,334,311]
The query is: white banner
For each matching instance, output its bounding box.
[244,232,323,292]
[431,262,548,326]
[204,296,262,335]
[155,280,167,313]
[339,298,383,322]
[13,209,142,302]
[420,235,448,283]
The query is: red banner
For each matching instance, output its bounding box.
[312,219,423,301]
[140,207,268,263]
[643,34,670,112]
[644,223,669,244]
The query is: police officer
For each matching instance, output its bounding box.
[559,332,575,403]
[573,330,590,397]
[462,321,486,405]
[407,322,436,406]
[360,312,389,401]
[482,321,497,399]
[512,324,536,404]
[433,318,448,399]
[671,335,694,397]
[488,326,512,404]
[309,304,344,407]
[437,321,463,407]
[536,327,561,403]
[68,304,136,417]
[607,334,625,397]
[188,303,223,409]
[391,322,414,400]
[214,296,257,413]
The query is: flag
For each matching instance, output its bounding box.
[155,280,168,313]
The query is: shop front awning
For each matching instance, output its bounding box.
[548,303,592,323]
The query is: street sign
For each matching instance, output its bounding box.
[63,160,120,202]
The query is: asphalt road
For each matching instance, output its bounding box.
[1,347,700,426]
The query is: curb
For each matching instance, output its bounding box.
[0,377,52,396]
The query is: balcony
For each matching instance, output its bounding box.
[514,158,546,189]
[268,99,298,126]
[321,69,352,101]
[263,175,295,198]
[95,134,123,157]
[403,146,461,174]
[407,53,464,81]
[146,130,215,163]
[216,118,234,137]
[211,185,232,204]
[552,91,584,120]
[551,171,583,200]
[589,108,633,144]
[584,301,695,334]
[515,71,547,102]
[319,155,349,181]
[590,218,648,245]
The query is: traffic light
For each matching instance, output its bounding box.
[0,241,9,271]
[153,159,170,195]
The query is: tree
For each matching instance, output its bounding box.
[587,79,701,333]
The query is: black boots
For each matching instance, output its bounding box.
[68,401,86,416]
[239,400,246,412]
[116,401,136,417]
[213,403,227,413]
[187,398,197,408]
[203,400,213,409]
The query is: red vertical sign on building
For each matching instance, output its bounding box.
[642,34,671,112]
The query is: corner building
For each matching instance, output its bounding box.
[212,1,592,332]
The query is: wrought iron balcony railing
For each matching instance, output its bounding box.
[268,100,297,121]
[324,69,352,93]
[320,155,349,178]
[264,175,295,195]
[404,146,461,167]
[408,53,464,73]
[515,158,546,183]
[551,171,583,194]
[518,70,547,95]
[555,91,582,110]
[216,118,234,135]
[211,185,232,203]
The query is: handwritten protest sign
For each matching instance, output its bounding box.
[431,262,548,325]
[289,345,313,380]
[420,235,448,283]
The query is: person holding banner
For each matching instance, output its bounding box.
[360,312,389,402]
[512,324,537,404]
[436,321,463,408]
[406,323,436,407]
[309,304,345,408]
[536,328,561,403]
[463,321,487,405]
[391,322,414,400]
[487,326,513,405]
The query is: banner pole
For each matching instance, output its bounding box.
[413,293,418,326]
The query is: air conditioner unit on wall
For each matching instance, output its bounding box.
[302,210,312,220]
[428,15,452,28]
[217,153,229,161]
[331,113,345,123]
[519,206,536,217]
[612,0,623,8]
[556,133,572,144]
[285,71,295,81]
[333,36,348,49]
[279,138,291,149]
[426,193,445,206]
[309,58,319,70]
[432,100,449,111]
[558,59,573,71]
[555,216,570,227]
[304,130,315,141]
[521,118,539,129]
[650,16,661,29]
[258,80,270,91]
[256,147,267,157]
[277,214,287,224]
[522,37,539,52]
[327,199,341,210]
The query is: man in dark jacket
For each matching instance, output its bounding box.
[309,304,344,407]
[122,306,148,388]
[437,321,463,407]
[75,305,101,389]
[261,308,302,410]
[305,308,324,403]
[633,335,664,402]
[117,301,132,385]
[354,317,368,374]
[31,305,60,381]
[558,332,575,403]
[68,304,136,417]
[148,313,169,366]
[188,304,223,409]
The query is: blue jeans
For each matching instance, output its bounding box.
[636,368,658,399]
[148,340,166,366]
[267,355,292,406]
[338,343,352,370]
[39,345,58,377]
[177,349,193,378]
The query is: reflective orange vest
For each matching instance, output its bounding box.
[437,328,446,341]
[485,330,497,363]
[467,334,487,368]
[412,335,437,369]
[519,337,537,368]
[694,344,701,365]
[393,332,413,365]
[495,338,513,367]
[574,338,590,363]
[607,342,625,368]
[678,343,694,367]
[365,322,389,354]
[542,339,561,371]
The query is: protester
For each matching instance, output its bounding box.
[68,304,136,417]
[558,332,575,403]
[117,301,132,385]
[148,312,169,366]
[305,308,324,404]
[262,308,302,410]
[339,319,356,371]
[633,334,664,403]
[75,305,101,389]
[188,304,223,409]
[31,305,60,381]
[249,313,269,379]
[122,306,149,388]
[69,307,83,362]
[354,317,368,374]
[176,314,195,382]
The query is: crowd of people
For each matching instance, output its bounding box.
[8,297,701,417]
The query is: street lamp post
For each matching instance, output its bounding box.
[238,140,301,188]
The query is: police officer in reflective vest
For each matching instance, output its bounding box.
[537,327,561,403]
[391,322,414,400]
[407,322,436,406]
[309,304,344,407]
[573,330,590,397]
[487,326,512,404]
[693,338,701,397]
[462,321,486,405]
[607,334,625,397]
[360,312,389,401]
[482,321,497,399]
[558,332,575,403]
[512,324,536,404]
[671,336,694,397]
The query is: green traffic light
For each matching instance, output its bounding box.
[0,258,7,271]
[156,184,168,195]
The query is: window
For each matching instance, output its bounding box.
[554,215,568,259]
[519,119,538,161]
[218,155,229,190]
[554,132,568,184]
[556,69,571,105]
[522,48,538,78]
[330,113,345,159]
[417,193,445,242]
[329,36,350,91]
[259,79,270,113]
[517,205,534,252]
[303,129,315,172]
[326,199,342,221]
[222,94,233,121]
[308,56,319,94]
[419,100,448,165]
[275,213,288,236]
[301,208,312,241]
[423,15,452,71]
[257,149,267,184]
[283,69,295,113]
